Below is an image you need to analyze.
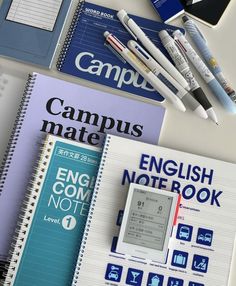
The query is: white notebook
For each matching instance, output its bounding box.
[72,134,236,286]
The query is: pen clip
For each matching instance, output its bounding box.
[104,41,126,64]
[117,9,138,40]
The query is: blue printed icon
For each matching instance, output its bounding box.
[189,282,204,286]
[126,268,143,286]
[147,273,164,286]
[192,254,209,273]
[105,263,123,282]
[176,223,193,242]
[116,210,124,226]
[171,250,188,268]
[196,228,213,246]
[167,277,184,286]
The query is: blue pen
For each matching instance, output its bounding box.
[173,29,236,113]
[182,15,236,103]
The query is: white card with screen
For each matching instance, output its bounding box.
[6,0,63,31]
[117,183,180,263]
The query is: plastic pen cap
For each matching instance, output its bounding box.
[158,30,170,45]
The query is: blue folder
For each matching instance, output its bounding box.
[0,0,72,68]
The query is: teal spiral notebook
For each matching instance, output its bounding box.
[3,135,101,286]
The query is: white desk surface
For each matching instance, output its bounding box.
[0,0,235,284]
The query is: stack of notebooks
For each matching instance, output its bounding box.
[0,1,236,286]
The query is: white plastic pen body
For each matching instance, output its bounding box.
[159,30,218,123]
[104,31,186,112]
[117,9,189,90]
[173,30,236,113]
[128,40,207,119]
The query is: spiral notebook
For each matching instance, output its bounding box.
[56,1,185,102]
[0,0,72,67]
[3,134,101,286]
[72,134,236,286]
[0,72,165,262]
[0,69,26,164]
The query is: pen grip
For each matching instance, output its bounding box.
[192,88,212,110]
[208,80,236,113]
[181,93,201,111]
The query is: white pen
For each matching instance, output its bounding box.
[128,40,207,119]
[173,30,236,113]
[104,31,186,112]
[117,9,189,90]
[159,30,218,124]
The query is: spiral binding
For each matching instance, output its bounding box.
[56,0,85,71]
[2,137,54,285]
[71,135,111,286]
[0,74,37,197]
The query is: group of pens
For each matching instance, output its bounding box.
[104,9,236,124]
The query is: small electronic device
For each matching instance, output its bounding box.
[116,183,181,262]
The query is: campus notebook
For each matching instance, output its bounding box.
[0,73,165,262]
[72,134,236,286]
[3,135,101,286]
[57,1,185,102]
[0,0,72,67]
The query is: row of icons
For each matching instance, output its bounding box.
[176,224,213,246]
[105,263,204,286]
[111,237,209,273]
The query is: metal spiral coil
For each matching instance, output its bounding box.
[2,137,54,285]
[72,135,111,286]
[0,74,37,197]
[56,0,85,71]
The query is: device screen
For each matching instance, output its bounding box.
[123,188,173,251]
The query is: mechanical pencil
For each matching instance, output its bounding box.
[117,9,189,90]
[128,40,207,119]
[159,30,218,124]
[173,29,236,113]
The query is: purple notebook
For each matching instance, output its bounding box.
[0,73,165,260]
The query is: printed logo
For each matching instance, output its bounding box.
[196,228,213,246]
[167,277,184,286]
[176,223,193,242]
[192,255,209,273]
[171,250,188,269]
[147,273,164,286]
[105,263,123,282]
[126,268,143,286]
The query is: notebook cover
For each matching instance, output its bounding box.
[0,72,165,260]
[150,0,184,23]
[72,134,236,286]
[0,70,26,164]
[180,0,231,27]
[4,135,101,286]
[0,0,72,67]
[57,1,185,102]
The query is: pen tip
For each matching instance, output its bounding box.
[182,15,189,23]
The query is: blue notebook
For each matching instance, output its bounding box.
[57,1,185,102]
[0,0,72,68]
[3,135,101,286]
